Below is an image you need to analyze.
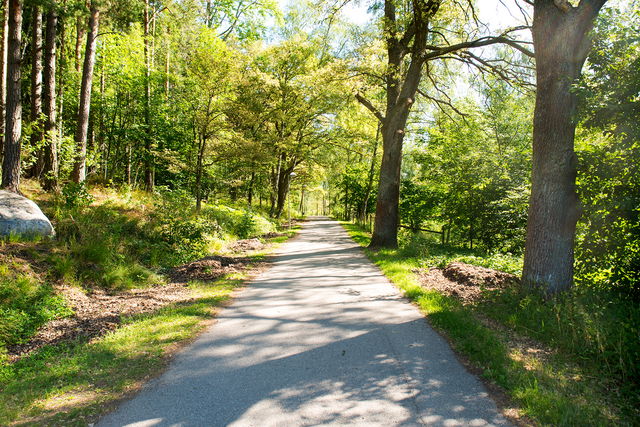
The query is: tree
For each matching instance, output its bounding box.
[0,0,8,163]
[355,0,533,248]
[181,29,238,210]
[522,0,608,294]
[41,4,59,191]
[573,4,640,298]
[71,4,99,183]
[1,0,22,192]
[28,5,44,177]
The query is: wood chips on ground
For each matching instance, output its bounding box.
[6,249,259,362]
[416,262,519,304]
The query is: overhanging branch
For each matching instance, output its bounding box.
[355,92,386,123]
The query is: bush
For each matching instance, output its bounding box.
[235,211,257,239]
[61,182,94,210]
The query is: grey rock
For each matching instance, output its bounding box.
[0,190,55,238]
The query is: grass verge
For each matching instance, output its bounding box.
[342,222,635,426]
[0,229,297,427]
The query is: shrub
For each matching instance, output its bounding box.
[235,211,257,239]
[61,182,94,210]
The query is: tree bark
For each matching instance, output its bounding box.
[274,162,295,218]
[41,7,58,191]
[363,0,438,248]
[56,1,65,138]
[0,0,9,163]
[195,133,207,211]
[74,14,85,72]
[359,126,379,222]
[71,5,99,183]
[27,5,43,178]
[247,170,255,206]
[1,0,21,192]
[143,0,154,192]
[522,0,607,294]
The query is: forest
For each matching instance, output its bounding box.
[0,0,638,425]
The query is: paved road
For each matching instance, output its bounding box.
[98,218,509,427]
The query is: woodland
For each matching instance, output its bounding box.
[0,0,638,425]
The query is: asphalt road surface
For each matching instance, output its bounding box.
[98,217,510,427]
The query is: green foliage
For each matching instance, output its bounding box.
[405,82,533,254]
[574,6,640,299]
[159,216,220,263]
[399,180,441,230]
[235,210,257,239]
[61,182,94,210]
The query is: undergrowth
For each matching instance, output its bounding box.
[0,182,281,364]
[0,182,294,425]
[0,273,248,426]
[343,222,639,426]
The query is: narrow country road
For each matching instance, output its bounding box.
[98,218,510,427]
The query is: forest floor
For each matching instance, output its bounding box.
[5,244,267,363]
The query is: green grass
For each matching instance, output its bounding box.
[0,250,285,426]
[0,183,298,425]
[342,222,636,426]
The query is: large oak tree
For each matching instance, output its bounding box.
[522,0,608,294]
[356,0,532,248]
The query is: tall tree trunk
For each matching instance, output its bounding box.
[0,0,9,163]
[99,51,106,179]
[74,14,85,72]
[27,6,43,178]
[164,30,170,97]
[359,127,379,222]
[274,163,294,218]
[41,8,58,191]
[299,186,305,214]
[125,142,131,185]
[247,170,255,206]
[56,1,65,138]
[143,0,153,191]
[360,0,437,248]
[522,0,607,294]
[71,5,99,183]
[195,134,207,211]
[1,0,21,192]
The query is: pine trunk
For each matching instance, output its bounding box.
[27,6,43,178]
[1,0,22,192]
[41,8,58,191]
[71,5,99,183]
[143,0,153,192]
[0,0,8,163]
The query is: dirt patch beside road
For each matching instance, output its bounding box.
[7,253,259,362]
[416,262,518,304]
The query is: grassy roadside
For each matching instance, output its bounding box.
[342,222,636,426]
[0,231,296,427]
[0,181,299,426]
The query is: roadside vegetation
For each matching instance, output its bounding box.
[0,181,295,425]
[0,0,637,425]
[343,223,639,426]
